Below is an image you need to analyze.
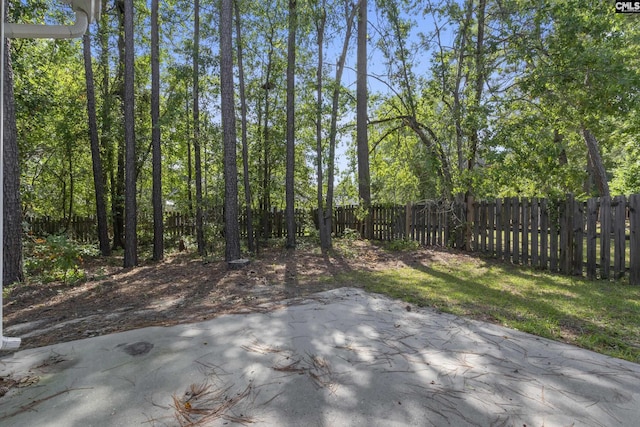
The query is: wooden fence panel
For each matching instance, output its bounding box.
[586,198,598,279]
[522,199,529,265]
[504,198,511,263]
[573,199,584,276]
[488,200,495,255]
[550,201,559,273]
[531,198,539,268]
[512,197,520,264]
[600,196,611,279]
[456,202,466,249]
[473,202,480,251]
[480,201,487,252]
[560,195,572,275]
[629,194,640,285]
[495,199,503,259]
[613,195,626,279]
[540,198,549,270]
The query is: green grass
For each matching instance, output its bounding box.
[335,252,640,364]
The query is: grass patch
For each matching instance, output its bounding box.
[339,253,640,364]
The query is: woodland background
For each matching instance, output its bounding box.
[3,0,640,284]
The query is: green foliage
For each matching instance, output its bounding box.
[13,0,640,261]
[332,228,361,258]
[611,140,640,195]
[24,235,99,284]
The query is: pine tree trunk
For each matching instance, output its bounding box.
[2,37,23,285]
[123,0,137,267]
[112,0,126,250]
[193,0,205,254]
[83,33,111,256]
[220,0,241,262]
[315,3,328,251]
[234,0,255,253]
[151,0,164,261]
[357,0,371,238]
[285,0,297,249]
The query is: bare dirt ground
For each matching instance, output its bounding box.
[3,241,469,351]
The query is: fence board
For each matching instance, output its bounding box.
[630,194,640,285]
[540,199,549,270]
[504,198,511,263]
[512,197,520,264]
[522,199,529,265]
[560,195,572,275]
[488,200,495,255]
[613,195,626,279]
[586,198,598,279]
[531,198,539,267]
[473,203,480,251]
[550,201,559,273]
[600,196,611,279]
[573,199,584,276]
[495,199,502,258]
[480,201,487,252]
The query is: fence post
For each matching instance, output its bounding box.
[629,194,640,285]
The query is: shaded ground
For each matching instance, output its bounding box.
[3,240,468,351]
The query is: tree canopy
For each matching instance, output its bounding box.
[6,0,639,261]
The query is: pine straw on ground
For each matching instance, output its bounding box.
[3,241,468,351]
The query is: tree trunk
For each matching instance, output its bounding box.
[581,126,610,197]
[112,0,126,251]
[285,0,297,248]
[151,0,163,261]
[65,137,74,230]
[260,36,274,239]
[315,2,328,251]
[467,0,485,173]
[452,0,473,173]
[357,0,371,238]
[325,2,358,249]
[185,83,193,216]
[83,33,110,257]
[234,0,255,253]
[465,0,486,251]
[220,0,241,261]
[193,0,205,254]
[123,0,137,267]
[2,36,23,285]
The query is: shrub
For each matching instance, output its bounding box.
[24,235,99,284]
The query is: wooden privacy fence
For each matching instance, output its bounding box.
[26,215,97,243]
[333,194,640,285]
[25,193,640,284]
[28,208,312,243]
